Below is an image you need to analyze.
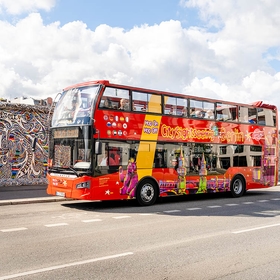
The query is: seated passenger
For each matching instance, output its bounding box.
[119,98,129,110]
[190,108,196,117]
[169,106,176,115]
[206,110,214,119]
[194,110,203,118]
[133,102,137,111]
[103,98,112,108]
[99,151,116,166]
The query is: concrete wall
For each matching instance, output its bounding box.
[0,102,49,187]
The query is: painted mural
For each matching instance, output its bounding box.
[0,102,50,187]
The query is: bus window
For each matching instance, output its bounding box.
[239,106,257,123]
[164,96,188,116]
[132,91,148,112]
[257,108,275,126]
[189,100,214,119]
[154,144,167,168]
[203,102,215,119]
[132,91,161,113]
[146,93,161,113]
[97,142,131,167]
[248,108,257,123]
[220,157,231,169]
[216,103,236,121]
[190,99,205,118]
[165,96,177,115]
[101,87,129,110]
[177,98,188,116]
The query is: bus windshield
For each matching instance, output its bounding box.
[52,85,100,127]
[49,126,92,173]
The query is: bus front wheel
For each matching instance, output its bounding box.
[136,179,158,206]
[230,175,245,197]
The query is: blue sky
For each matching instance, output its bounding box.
[0,0,280,113]
[41,0,200,30]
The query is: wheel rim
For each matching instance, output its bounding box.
[233,179,243,195]
[140,184,154,203]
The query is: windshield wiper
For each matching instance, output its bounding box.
[69,166,79,177]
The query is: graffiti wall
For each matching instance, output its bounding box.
[0,102,50,187]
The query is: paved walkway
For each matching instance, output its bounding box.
[0,185,69,206]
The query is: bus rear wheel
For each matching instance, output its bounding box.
[230,175,245,197]
[136,179,158,206]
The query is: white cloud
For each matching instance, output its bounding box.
[182,0,280,79]
[182,71,280,107]
[0,0,55,15]
[0,0,280,118]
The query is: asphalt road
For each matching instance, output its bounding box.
[1,186,280,279]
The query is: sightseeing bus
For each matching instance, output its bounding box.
[47,80,278,206]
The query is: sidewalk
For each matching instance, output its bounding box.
[0,185,70,206]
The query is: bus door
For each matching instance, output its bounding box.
[159,144,186,195]
[262,145,277,186]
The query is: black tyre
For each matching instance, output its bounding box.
[136,179,158,206]
[230,175,245,197]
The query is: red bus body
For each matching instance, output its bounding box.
[47,80,278,205]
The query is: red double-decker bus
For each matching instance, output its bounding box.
[47,80,278,206]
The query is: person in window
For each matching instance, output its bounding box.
[190,107,196,117]
[206,110,214,119]
[132,102,137,111]
[169,106,176,115]
[103,98,112,108]
[99,151,116,166]
[68,99,79,119]
[181,107,187,116]
[194,110,203,118]
[119,98,129,110]
[141,105,147,112]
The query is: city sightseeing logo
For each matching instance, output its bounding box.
[161,124,215,141]
[160,124,246,143]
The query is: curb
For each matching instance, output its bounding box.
[0,197,72,206]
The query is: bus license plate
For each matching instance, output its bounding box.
[56,191,65,197]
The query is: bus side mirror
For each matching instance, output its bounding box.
[95,141,102,155]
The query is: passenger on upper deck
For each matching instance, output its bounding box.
[190,107,196,117]
[206,110,214,119]
[194,110,203,118]
[103,98,112,108]
[119,98,129,110]
[169,106,176,115]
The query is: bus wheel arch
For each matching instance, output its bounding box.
[230,174,246,197]
[136,177,159,206]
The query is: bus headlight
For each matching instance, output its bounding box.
[76,181,91,189]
